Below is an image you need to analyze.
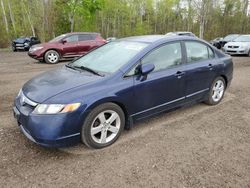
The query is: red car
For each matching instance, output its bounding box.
[28,32,106,64]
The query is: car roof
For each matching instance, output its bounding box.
[174,31,193,34]
[65,32,100,35]
[120,35,196,44]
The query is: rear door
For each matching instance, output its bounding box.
[78,34,98,55]
[183,41,218,100]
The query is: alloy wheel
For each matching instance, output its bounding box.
[90,110,121,144]
[212,80,225,102]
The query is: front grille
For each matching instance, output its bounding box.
[15,44,24,47]
[228,46,239,49]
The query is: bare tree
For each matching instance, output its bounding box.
[22,0,35,36]
[8,1,16,35]
[192,0,212,39]
[1,0,9,34]
[68,0,79,32]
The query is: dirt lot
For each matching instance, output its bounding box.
[0,51,249,187]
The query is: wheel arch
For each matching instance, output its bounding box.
[43,48,62,60]
[220,75,228,88]
[81,97,131,130]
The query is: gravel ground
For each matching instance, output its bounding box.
[0,51,249,188]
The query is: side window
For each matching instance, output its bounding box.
[78,34,93,41]
[64,35,78,42]
[208,47,215,59]
[141,42,182,72]
[185,42,213,63]
[126,64,139,77]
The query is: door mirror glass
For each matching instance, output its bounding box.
[140,64,155,76]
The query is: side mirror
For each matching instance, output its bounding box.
[140,64,155,76]
[61,39,67,44]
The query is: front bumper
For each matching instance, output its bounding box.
[13,97,84,147]
[13,44,29,50]
[223,48,248,55]
[28,52,43,60]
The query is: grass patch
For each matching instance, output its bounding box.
[0,48,11,52]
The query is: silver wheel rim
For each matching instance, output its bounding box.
[212,80,224,102]
[90,110,121,144]
[47,52,58,63]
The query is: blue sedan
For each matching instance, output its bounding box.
[13,35,233,149]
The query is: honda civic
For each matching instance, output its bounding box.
[13,35,233,149]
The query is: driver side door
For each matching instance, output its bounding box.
[131,42,186,119]
[61,34,79,58]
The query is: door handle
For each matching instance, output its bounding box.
[208,64,213,70]
[175,71,185,78]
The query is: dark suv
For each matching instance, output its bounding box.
[28,32,106,64]
[12,36,40,51]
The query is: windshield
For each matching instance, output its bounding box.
[223,34,239,41]
[49,34,67,42]
[233,35,250,42]
[70,41,148,74]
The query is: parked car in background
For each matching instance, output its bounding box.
[106,37,117,42]
[212,34,240,49]
[223,35,250,56]
[28,32,106,64]
[14,35,233,149]
[210,37,223,49]
[165,31,197,37]
[12,36,40,51]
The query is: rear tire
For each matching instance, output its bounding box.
[44,50,60,64]
[81,103,125,149]
[205,77,226,105]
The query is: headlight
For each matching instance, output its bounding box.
[29,46,43,52]
[24,42,29,46]
[33,103,81,114]
[239,45,247,49]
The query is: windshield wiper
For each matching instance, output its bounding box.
[65,64,78,70]
[75,66,104,77]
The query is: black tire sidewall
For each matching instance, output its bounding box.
[44,50,60,64]
[206,77,226,105]
[81,103,125,149]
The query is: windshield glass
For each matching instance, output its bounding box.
[49,34,67,42]
[233,35,250,42]
[70,41,148,74]
[223,34,239,41]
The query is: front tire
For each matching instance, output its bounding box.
[44,50,60,64]
[205,77,226,105]
[81,103,125,149]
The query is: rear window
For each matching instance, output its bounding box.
[78,34,95,41]
[185,41,214,63]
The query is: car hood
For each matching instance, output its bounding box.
[14,38,29,43]
[32,42,58,48]
[225,41,250,47]
[22,66,102,103]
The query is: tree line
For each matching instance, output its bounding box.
[0,0,249,48]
